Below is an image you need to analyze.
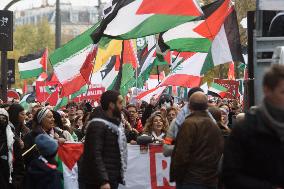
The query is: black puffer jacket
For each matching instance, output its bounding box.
[79,113,122,188]
[223,108,284,189]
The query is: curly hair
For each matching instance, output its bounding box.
[143,111,169,135]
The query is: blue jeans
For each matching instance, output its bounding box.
[176,183,217,189]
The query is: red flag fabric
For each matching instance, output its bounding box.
[228,62,235,80]
[40,48,48,72]
[123,40,138,68]
[194,0,233,40]
[22,80,28,95]
[80,46,97,84]
[136,0,203,17]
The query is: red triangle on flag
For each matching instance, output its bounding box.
[123,40,138,68]
[58,143,84,171]
[194,0,233,40]
[136,0,202,17]
[50,74,59,82]
[81,46,97,84]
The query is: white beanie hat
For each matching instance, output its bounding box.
[0,108,9,120]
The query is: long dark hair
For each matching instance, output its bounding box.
[7,104,24,128]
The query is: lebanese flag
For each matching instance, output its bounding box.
[136,86,166,104]
[92,0,203,42]
[160,53,206,88]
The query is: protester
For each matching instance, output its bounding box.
[163,87,205,157]
[52,110,74,142]
[66,102,78,126]
[26,103,42,130]
[121,109,138,144]
[171,92,224,189]
[137,111,169,145]
[142,94,173,126]
[223,64,284,189]
[208,106,231,138]
[126,104,143,133]
[80,91,127,189]
[25,112,33,123]
[25,134,63,189]
[0,108,25,189]
[166,107,178,125]
[7,104,30,148]
[23,108,64,167]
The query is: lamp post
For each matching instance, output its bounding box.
[55,0,61,49]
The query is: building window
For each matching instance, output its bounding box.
[61,11,70,23]
[78,11,90,23]
[71,13,79,23]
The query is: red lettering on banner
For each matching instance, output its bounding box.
[73,86,105,102]
[149,145,175,189]
[36,81,61,106]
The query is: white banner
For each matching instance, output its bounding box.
[58,144,176,189]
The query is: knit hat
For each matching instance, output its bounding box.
[35,134,58,157]
[0,108,9,120]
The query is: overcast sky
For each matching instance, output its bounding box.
[0,0,110,10]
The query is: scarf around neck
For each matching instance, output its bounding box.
[259,101,284,142]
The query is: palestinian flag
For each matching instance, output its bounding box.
[161,0,231,52]
[57,143,84,189]
[49,24,98,96]
[208,82,228,98]
[92,0,203,43]
[18,49,47,79]
[136,86,166,104]
[160,53,206,88]
[200,1,244,74]
[54,97,69,111]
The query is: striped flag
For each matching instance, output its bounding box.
[18,49,47,79]
[57,143,84,189]
[92,0,203,43]
[160,53,205,88]
[208,82,228,98]
[136,86,166,103]
[49,24,99,96]
[161,0,231,52]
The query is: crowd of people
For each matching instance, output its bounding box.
[0,64,284,189]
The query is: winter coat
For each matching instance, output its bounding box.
[24,158,63,189]
[171,111,224,186]
[223,107,284,189]
[79,114,124,187]
[0,126,25,189]
[22,128,43,167]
